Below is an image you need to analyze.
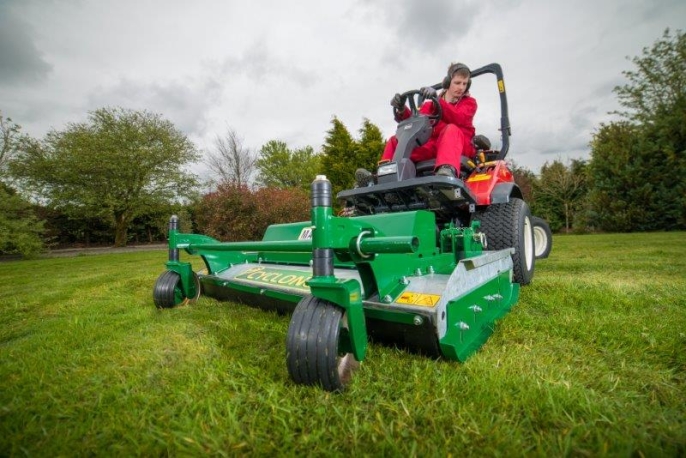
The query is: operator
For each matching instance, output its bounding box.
[356,62,477,185]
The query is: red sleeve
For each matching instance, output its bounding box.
[419,101,438,116]
[395,106,412,122]
[443,96,477,129]
[433,96,477,140]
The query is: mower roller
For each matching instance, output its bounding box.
[153,63,544,392]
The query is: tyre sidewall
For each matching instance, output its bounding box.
[474,198,535,285]
[532,216,552,259]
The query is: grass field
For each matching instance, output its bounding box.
[1,232,685,456]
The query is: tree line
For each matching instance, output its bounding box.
[1,29,683,257]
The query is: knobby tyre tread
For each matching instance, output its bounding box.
[475,197,535,285]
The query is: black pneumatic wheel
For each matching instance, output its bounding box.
[286,295,359,392]
[475,198,535,285]
[153,270,201,309]
[532,216,553,259]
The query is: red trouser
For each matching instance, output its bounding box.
[381,124,472,171]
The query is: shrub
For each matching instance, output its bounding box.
[195,185,310,241]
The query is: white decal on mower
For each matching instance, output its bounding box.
[298,227,313,240]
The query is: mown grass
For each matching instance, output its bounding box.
[1,233,685,456]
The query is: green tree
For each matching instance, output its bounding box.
[256,140,321,190]
[535,159,588,233]
[11,107,199,247]
[320,117,387,201]
[510,161,537,204]
[614,29,686,126]
[589,29,686,231]
[0,112,46,256]
[588,122,649,231]
[356,118,385,173]
[0,183,44,257]
[320,117,358,199]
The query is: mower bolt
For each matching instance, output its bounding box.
[260,289,266,295]
[400,276,409,285]
[469,305,483,313]
[457,321,470,343]
[428,266,435,274]
[415,268,422,276]
[258,257,263,264]
[383,295,392,303]
[413,316,423,326]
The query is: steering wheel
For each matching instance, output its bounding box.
[394,89,442,126]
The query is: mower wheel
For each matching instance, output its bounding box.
[475,197,535,285]
[532,216,552,259]
[286,295,359,392]
[153,270,200,309]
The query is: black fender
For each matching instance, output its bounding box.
[491,182,523,204]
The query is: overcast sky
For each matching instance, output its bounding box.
[1,0,684,179]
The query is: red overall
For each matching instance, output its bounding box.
[381,95,477,172]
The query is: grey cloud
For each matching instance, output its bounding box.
[0,4,52,85]
[518,114,595,159]
[590,76,625,99]
[218,40,317,88]
[87,77,223,137]
[363,0,494,51]
[632,0,686,23]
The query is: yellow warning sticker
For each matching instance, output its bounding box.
[498,79,505,93]
[467,173,491,182]
[396,291,441,307]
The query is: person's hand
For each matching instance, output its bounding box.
[420,86,437,99]
[390,93,406,110]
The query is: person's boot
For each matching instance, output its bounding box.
[435,164,457,178]
[355,168,374,187]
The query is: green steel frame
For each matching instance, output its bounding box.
[159,176,518,363]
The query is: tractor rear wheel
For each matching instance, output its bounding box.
[532,216,552,259]
[286,295,359,392]
[153,270,200,309]
[475,198,535,285]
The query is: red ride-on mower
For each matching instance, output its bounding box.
[153,63,547,391]
[339,63,551,285]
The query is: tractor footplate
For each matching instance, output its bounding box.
[338,175,477,221]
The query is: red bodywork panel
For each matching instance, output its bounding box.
[464,160,515,206]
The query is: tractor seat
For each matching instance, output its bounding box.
[415,134,492,177]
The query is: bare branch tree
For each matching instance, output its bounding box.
[0,112,23,180]
[205,127,257,187]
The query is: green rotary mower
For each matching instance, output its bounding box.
[153,63,547,392]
